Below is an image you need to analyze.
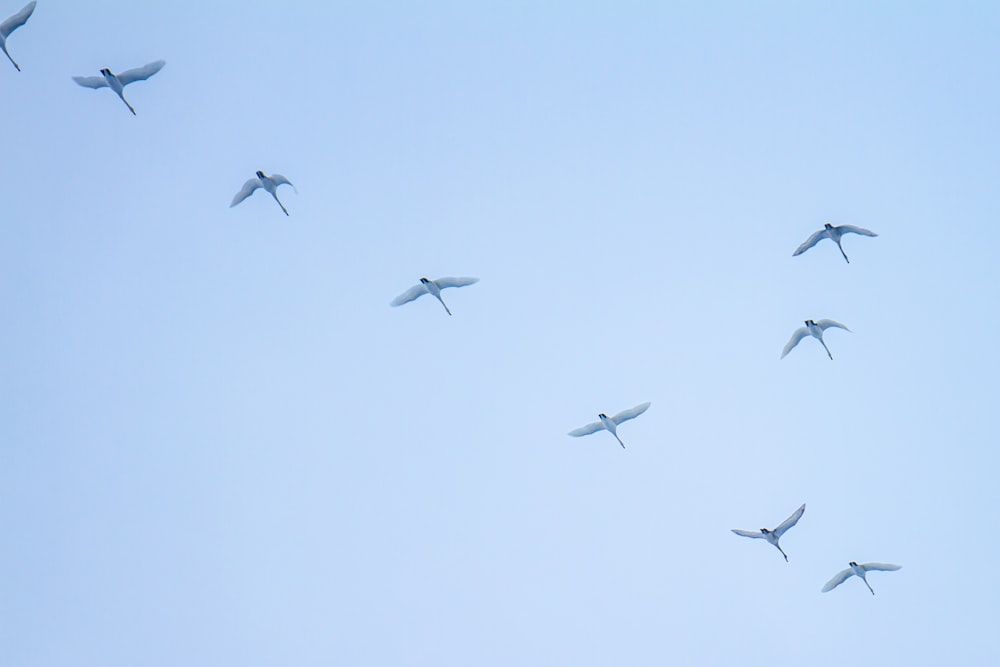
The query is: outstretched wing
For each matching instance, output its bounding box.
[821,568,854,592]
[731,529,766,540]
[568,421,605,437]
[816,319,850,332]
[792,228,828,256]
[0,1,35,39]
[861,563,901,572]
[838,225,877,237]
[433,277,479,290]
[269,174,297,192]
[390,284,428,307]
[781,327,809,358]
[117,60,165,86]
[230,178,261,207]
[611,402,650,425]
[773,503,805,538]
[73,75,108,89]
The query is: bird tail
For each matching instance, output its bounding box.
[273,194,289,216]
[613,432,625,449]
[777,544,788,562]
[2,45,20,72]
[864,578,875,595]
[820,338,833,360]
[436,296,452,316]
[837,241,850,263]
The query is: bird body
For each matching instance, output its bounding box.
[568,402,651,449]
[782,319,850,360]
[822,561,901,595]
[731,503,805,561]
[0,1,35,71]
[230,171,297,216]
[793,222,878,263]
[390,277,479,316]
[73,60,166,115]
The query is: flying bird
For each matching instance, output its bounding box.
[568,402,651,449]
[793,222,878,263]
[230,171,297,216]
[731,503,805,562]
[822,561,901,595]
[782,319,850,360]
[72,60,166,115]
[390,277,479,316]
[0,1,35,71]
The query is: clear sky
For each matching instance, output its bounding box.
[2,1,999,665]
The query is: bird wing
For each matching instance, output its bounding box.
[230,178,262,207]
[268,173,297,193]
[838,225,878,237]
[390,284,428,307]
[568,421,606,437]
[116,60,165,86]
[773,503,805,538]
[731,529,766,540]
[0,1,35,39]
[781,327,809,358]
[861,563,901,572]
[433,277,479,290]
[816,319,850,332]
[73,75,108,89]
[821,568,854,592]
[792,229,828,256]
[611,401,651,425]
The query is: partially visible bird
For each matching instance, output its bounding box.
[782,319,850,360]
[230,171,297,216]
[390,277,479,316]
[731,503,806,562]
[0,1,35,72]
[72,60,166,115]
[793,222,878,263]
[568,402,651,449]
[822,561,901,595]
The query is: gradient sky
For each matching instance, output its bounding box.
[3,2,999,665]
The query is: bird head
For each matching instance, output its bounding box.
[849,561,858,566]
[255,170,265,179]
[598,413,608,419]
[824,223,834,230]
[760,528,770,534]
[419,277,431,284]
[100,68,111,75]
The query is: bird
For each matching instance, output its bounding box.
[793,222,878,263]
[390,277,479,316]
[72,60,166,115]
[568,402,651,449]
[781,319,850,360]
[0,1,35,72]
[230,171,297,216]
[731,503,805,562]
[822,561,901,595]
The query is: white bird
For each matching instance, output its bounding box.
[72,60,166,115]
[568,402,651,449]
[731,503,805,562]
[781,319,850,360]
[0,1,35,72]
[793,222,878,263]
[822,561,901,595]
[390,277,479,316]
[230,171,297,216]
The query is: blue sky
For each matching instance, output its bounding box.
[2,2,999,665]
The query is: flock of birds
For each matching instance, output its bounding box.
[4,1,899,598]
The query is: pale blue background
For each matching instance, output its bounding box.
[2,1,998,665]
